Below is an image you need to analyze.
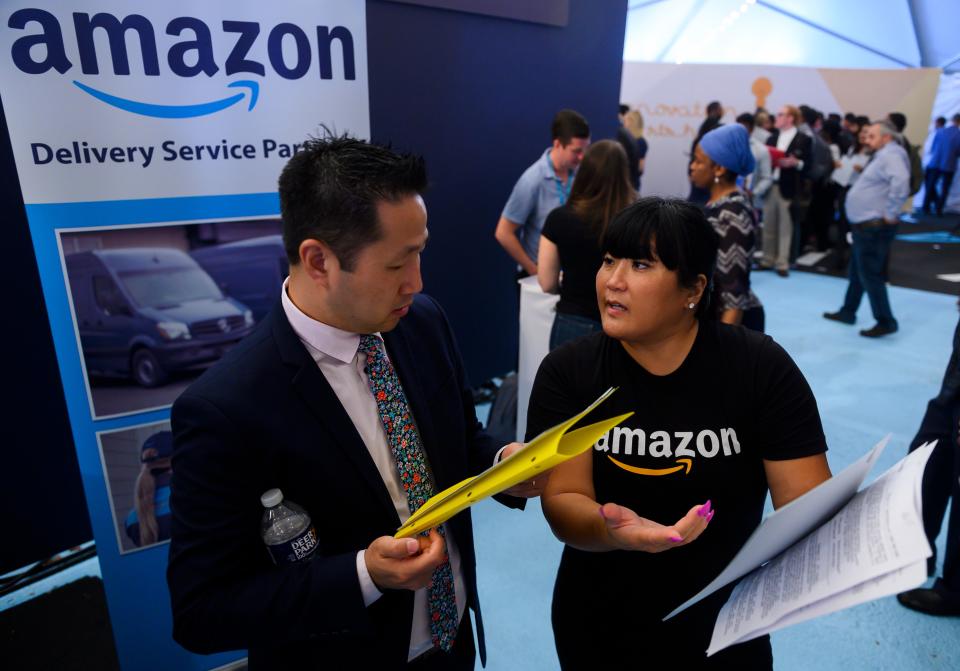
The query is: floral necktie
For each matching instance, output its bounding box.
[358,334,458,651]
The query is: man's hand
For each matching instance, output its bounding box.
[364,529,446,591]
[599,500,713,553]
[779,155,800,169]
[499,442,550,498]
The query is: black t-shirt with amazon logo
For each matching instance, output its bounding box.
[526,320,826,667]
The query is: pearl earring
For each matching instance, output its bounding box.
[688,302,696,309]
[713,176,720,184]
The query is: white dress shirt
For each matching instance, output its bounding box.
[280,280,467,661]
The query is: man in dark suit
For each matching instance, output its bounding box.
[897,301,960,616]
[167,136,541,669]
[760,104,812,277]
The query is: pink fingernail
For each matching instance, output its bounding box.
[670,535,683,542]
[707,510,715,523]
[698,500,712,517]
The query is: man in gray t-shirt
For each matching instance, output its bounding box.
[495,109,590,277]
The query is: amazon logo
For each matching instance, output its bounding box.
[595,426,742,477]
[7,9,356,118]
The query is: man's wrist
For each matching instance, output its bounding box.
[356,550,383,607]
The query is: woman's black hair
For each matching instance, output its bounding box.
[600,196,719,319]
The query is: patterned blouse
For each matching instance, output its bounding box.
[706,190,762,312]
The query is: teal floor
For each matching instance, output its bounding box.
[472,271,960,670]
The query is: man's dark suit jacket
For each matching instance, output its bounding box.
[767,130,812,200]
[167,293,520,668]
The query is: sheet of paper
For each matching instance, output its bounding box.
[719,559,926,651]
[831,153,869,187]
[705,442,935,656]
[664,436,889,621]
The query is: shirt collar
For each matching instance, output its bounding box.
[280,277,369,364]
[540,147,555,180]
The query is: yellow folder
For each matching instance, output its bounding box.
[395,387,631,538]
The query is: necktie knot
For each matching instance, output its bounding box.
[358,334,381,359]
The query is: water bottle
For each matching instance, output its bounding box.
[260,488,318,565]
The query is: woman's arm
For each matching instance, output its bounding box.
[541,451,711,553]
[764,453,832,509]
[720,308,743,325]
[537,235,561,293]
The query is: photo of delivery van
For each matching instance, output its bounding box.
[190,235,288,323]
[65,248,255,389]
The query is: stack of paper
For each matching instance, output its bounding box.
[664,438,935,656]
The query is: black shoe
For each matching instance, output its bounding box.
[860,323,898,338]
[823,311,855,325]
[896,584,960,616]
[776,269,789,278]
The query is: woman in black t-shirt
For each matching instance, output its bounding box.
[538,140,636,350]
[529,197,831,669]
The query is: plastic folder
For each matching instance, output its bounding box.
[395,386,631,538]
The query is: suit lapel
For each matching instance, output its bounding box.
[269,305,399,521]
[383,326,450,490]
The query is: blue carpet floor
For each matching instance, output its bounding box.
[472,271,960,670]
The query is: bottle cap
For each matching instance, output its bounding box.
[260,488,283,508]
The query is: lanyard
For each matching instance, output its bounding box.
[546,151,572,206]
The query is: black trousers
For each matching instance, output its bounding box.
[908,313,960,593]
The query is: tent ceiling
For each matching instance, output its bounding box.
[625,0,959,73]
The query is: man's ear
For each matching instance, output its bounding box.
[299,239,338,287]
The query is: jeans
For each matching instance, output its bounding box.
[923,168,956,215]
[549,312,602,351]
[907,315,960,593]
[840,224,898,328]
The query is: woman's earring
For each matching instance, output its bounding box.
[688,302,696,309]
[713,176,720,184]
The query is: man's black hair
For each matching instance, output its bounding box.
[278,134,427,271]
[951,113,960,124]
[844,112,857,123]
[799,105,818,126]
[619,103,630,116]
[935,116,946,126]
[551,109,590,145]
[706,101,722,117]
[888,112,907,133]
[601,197,718,319]
[736,112,755,130]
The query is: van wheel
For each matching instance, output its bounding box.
[131,349,168,388]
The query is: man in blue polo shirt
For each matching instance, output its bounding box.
[494,110,590,279]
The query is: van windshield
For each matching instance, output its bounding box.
[119,267,223,309]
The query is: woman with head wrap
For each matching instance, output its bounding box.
[690,123,765,332]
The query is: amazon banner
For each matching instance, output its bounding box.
[0,1,368,668]
[620,62,940,199]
